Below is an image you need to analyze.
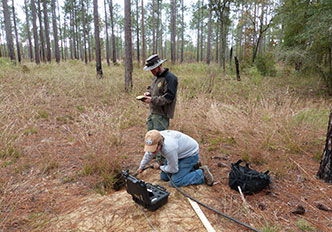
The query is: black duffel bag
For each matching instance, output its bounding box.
[229,160,271,195]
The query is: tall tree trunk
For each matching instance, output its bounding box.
[82,0,87,64]
[206,5,212,65]
[24,0,33,61]
[37,0,45,62]
[51,0,60,63]
[152,0,155,54]
[215,22,219,63]
[317,106,332,182]
[71,0,77,59]
[93,0,103,78]
[234,56,240,81]
[2,0,15,62]
[74,6,79,59]
[124,0,133,91]
[104,0,110,66]
[156,0,160,53]
[88,32,92,62]
[108,0,116,63]
[158,0,163,57]
[196,0,200,62]
[31,0,40,64]
[57,0,64,61]
[43,0,51,62]
[180,0,184,63]
[136,0,140,64]
[200,0,204,62]
[141,0,146,65]
[12,0,21,63]
[64,12,68,60]
[170,0,176,64]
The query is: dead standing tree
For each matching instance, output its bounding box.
[317,106,332,182]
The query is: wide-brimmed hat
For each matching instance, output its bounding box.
[143,54,167,71]
[144,130,162,152]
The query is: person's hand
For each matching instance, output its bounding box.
[143,96,152,104]
[137,168,143,174]
[153,163,160,169]
[144,92,151,97]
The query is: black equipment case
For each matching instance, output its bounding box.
[122,170,170,211]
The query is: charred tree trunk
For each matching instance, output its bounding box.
[93,0,103,78]
[43,0,50,61]
[317,106,332,182]
[124,0,133,91]
[235,56,240,81]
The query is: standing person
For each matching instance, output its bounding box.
[142,54,178,131]
[137,130,214,187]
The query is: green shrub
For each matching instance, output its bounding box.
[255,54,277,76]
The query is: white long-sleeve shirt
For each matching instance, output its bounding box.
[139,130,199,173]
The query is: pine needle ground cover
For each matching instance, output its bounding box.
[0,60,331,231]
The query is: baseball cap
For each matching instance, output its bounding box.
[144,130,162,152]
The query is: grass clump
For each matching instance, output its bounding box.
[295,219,315,231]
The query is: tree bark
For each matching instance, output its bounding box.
[82,0,87,64]
[51,0,60,63]
[57,0,64,61]
[141,0,146,66]
[108,0,116,64]
[200,0,204,62]
[136,0,140,64]
[25,0,33,61]
[152,0,155,54]
[31,0,40,64]
[2,0,15,62]
[104,0,110,66]
[180,0,184,63]
[235,56,240,81]
[43,0,51,62]
[317,106,332,182]
[124,0,133,91]
[37,0,45,62]
[170,0,176,64]
[196,0,200,62]
[206,5,212,65]
[93,0,103,78]
[12,0,21,63]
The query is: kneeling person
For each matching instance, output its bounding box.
[137,130,214,187]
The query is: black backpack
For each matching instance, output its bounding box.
[229,160,271,195]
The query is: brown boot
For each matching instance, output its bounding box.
[200,165,214,186]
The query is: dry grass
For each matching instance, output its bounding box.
[0,58,331,231]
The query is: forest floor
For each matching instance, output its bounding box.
[1,59,332,232]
